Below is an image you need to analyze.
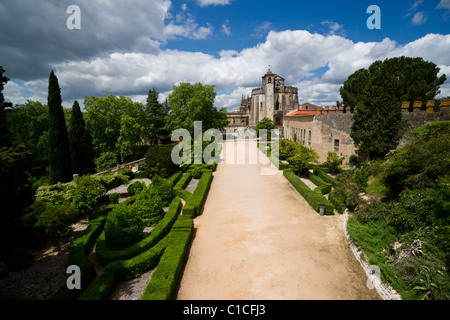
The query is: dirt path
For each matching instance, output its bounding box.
[176,140,380,300]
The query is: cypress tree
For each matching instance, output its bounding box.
[145,88,169,145]
[48,70,72,183]
[69,100,96,176]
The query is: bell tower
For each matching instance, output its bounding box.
[262,68,275,120]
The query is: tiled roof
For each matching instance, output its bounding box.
[285,110,317,116]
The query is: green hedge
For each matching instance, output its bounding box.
[182,170,213,218]
[313,168,341,187]
[167,171,183,187]
[51,206,111,300]
[141,216,194,300]
[329,190,346,214]
[95,197,182,266]
[283,169,334,215]
[79,237,168,300]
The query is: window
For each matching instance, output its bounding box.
[308,130,311,147]
[268,77,272,83]
[334,139,340,152]
[260,102,263,111]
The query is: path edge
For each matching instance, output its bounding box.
[342,209,403,300]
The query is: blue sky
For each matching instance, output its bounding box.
[2,0,450,110]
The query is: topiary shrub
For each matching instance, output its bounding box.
[127,181,146,196]
[104,204,145,247]
[96,172,129,190]
[149,175,174,206]
[190,166,202,179]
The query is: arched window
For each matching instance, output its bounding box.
[268,77,272,83]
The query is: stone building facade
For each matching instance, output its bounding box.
[226,70,450,163]
[230,69,299,128]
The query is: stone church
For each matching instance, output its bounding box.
[228,69,299,128]
[227,69,450,163]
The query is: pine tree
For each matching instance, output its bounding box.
[69,100,95,176]
[351,67,406,161]
[48,70,72,183]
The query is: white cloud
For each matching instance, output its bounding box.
[412,11,428,25]
[436,0,450,9]
[405,0,424,17]
[222,23,231,36]
[196,0,232,7]
[5,31,450,111]
[165,10,214,40]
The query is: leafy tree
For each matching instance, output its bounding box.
[7,100,49,172]
[287,142,319,176]
[145,88,169,145]
[255,117,275,140]
[325,151,345,174]
[0,66,12,147]
[69,101,95,176]
[341,57,447,110]
[351,65,407,161]
[48,70,72,183]
[117,114,148,163]
[340,68,370,111]
[84,95,150,162]
[166,83,229,135]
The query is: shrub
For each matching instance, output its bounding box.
[120,168,134,179]
[35,183,68,205]
[108,193,119,204]
[334,171,363,211]
[349,154,358,165]
[283,169,334,215]
[96,172,129,191]
[66,175,106,213]
[133,193,165,226]
[325,151,345,175]
[95,151,118,172]
[355,167,369,190]
[145,144,179,179]
[35,203,79,238]
[190,166,202,179]
[127,181,146,196]
[104,204,145,247]
[95,198,182,266]
[149,175,174,207]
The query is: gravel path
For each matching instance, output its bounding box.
[176,140,380,300]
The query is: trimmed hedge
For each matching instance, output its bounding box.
[329,190,346,214]
[167,170,183,187]
[182,170,213,218]
[283,169,335,215]
[141,216,194,300]
[95,197,182,266]
[313,168,341,187]
[79,236,168,300]
[51,206,111,300]
[79,215,193,300]
[301,169,332,195]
